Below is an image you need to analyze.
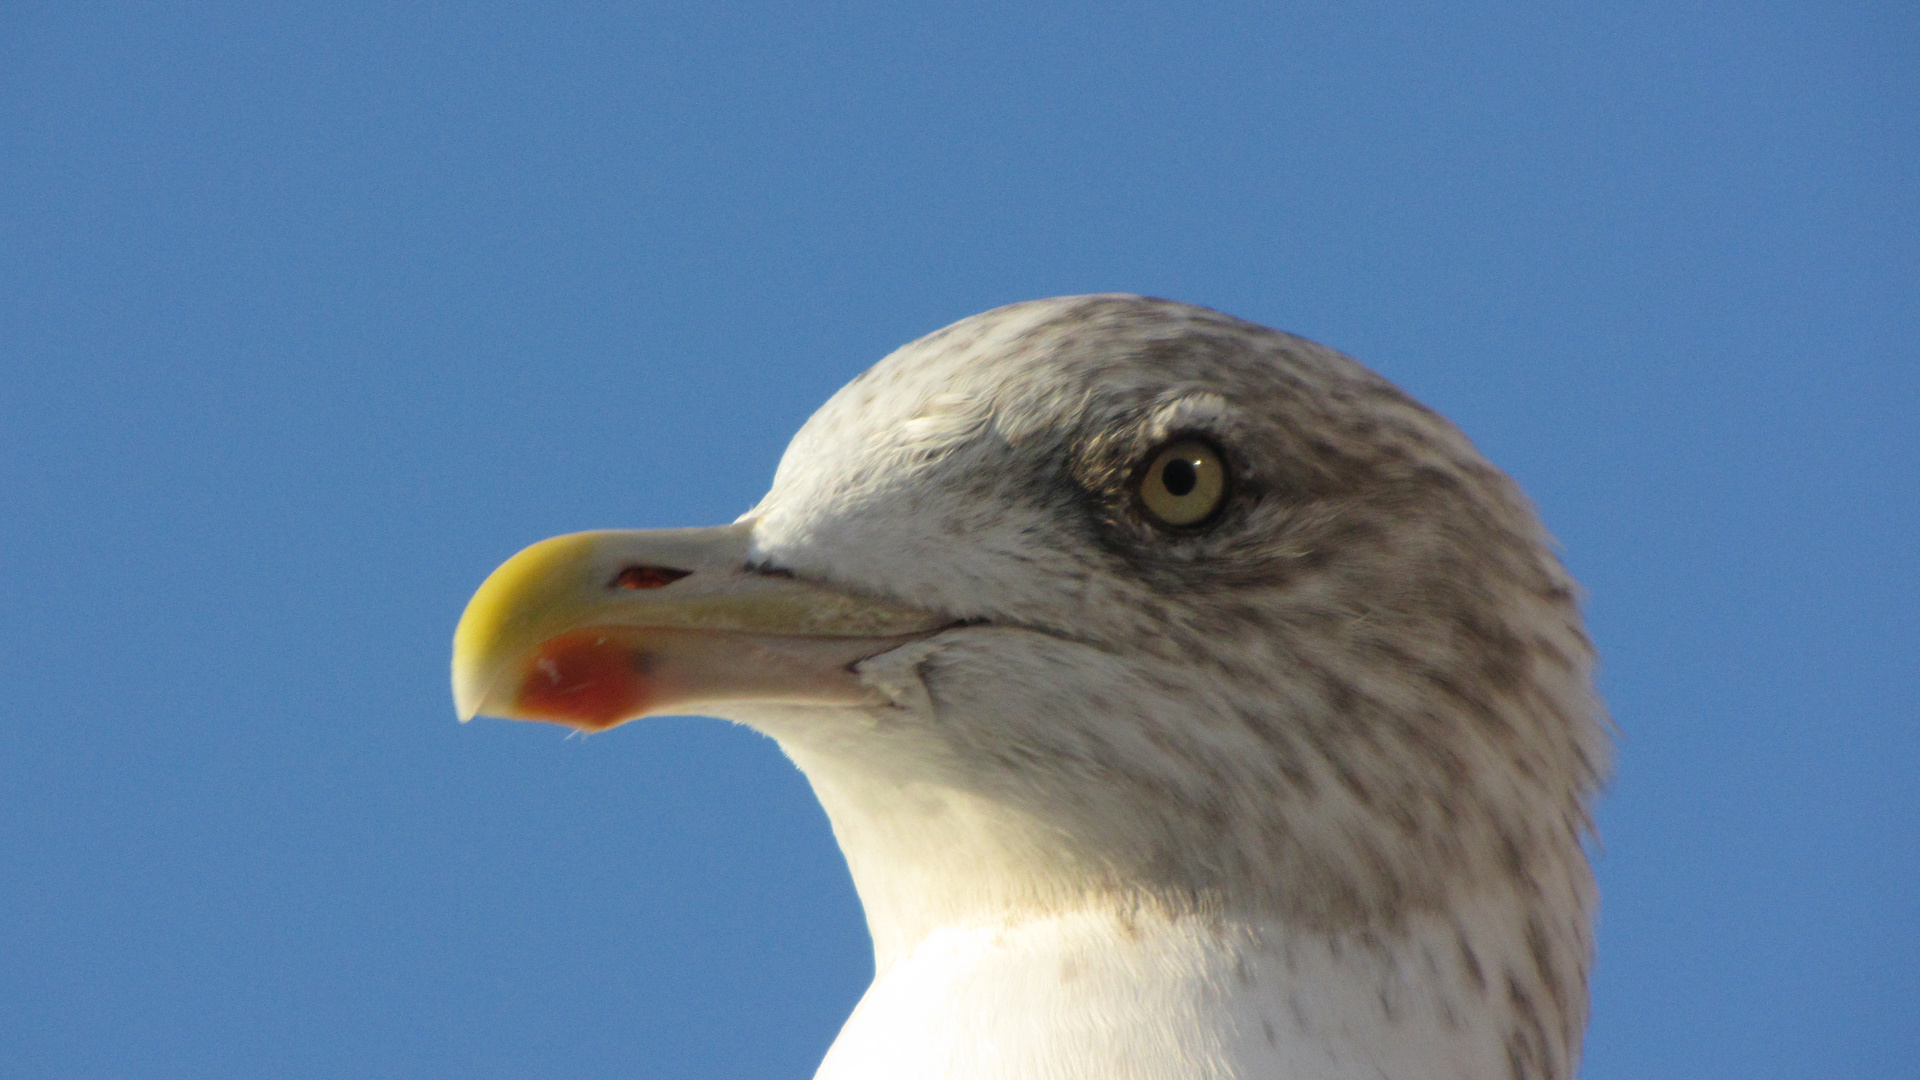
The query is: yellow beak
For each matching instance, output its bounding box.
[451,523,947,731]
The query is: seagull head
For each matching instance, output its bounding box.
[452,294,1606,1005]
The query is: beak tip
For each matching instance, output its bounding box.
[451,531,608,730]
[452,672,487,724]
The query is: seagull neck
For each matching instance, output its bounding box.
[765,713,1587,1080]
[817,901,1566,1080]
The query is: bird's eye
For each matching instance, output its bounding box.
[1137,439,1227,527]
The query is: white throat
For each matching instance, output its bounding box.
[813,901,1540,1080]
[734,699,1584,1080]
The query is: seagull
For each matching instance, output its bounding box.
[451,295,1608,1080]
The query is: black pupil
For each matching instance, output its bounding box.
[1162,457,1198,497]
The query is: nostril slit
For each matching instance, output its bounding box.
[612,565,692,590]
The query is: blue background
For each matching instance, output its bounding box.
[3,3,1914,1077]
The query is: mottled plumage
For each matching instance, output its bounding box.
[734,296,1607,1079]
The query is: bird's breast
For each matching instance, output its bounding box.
[812,909,1510,1080]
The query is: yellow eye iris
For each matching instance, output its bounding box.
[1138,439,1227,526]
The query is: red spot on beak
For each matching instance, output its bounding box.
[513,629,651,732]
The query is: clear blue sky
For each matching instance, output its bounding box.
[3,3,1914,1077]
